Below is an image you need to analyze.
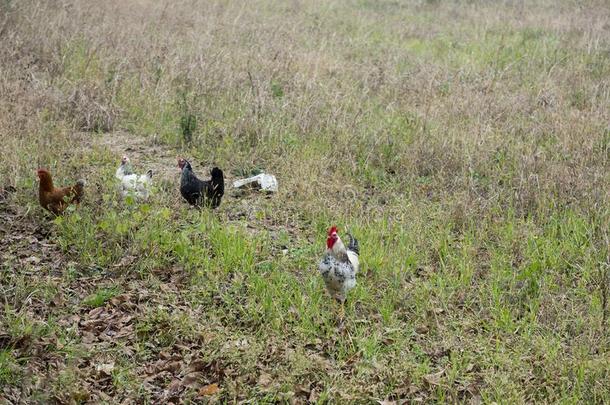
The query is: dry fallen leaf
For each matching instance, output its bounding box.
[424,368,446,386]
[308,388,319,403]
[113,256,136,268]
[24,256,41,264]
[199,383,220,396]
[96,362,115,375]
[88,306,105,319]
[310,353,333,371]
[163,361,182,374]
[187,359,207,373]
[166,378,182,394]
[258,372,273,388]
[81,330,97,344]
[295,384,311,396]
[109,293,131,306]
[235,339,249,349]
[181,372,203,389]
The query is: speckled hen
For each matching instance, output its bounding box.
[318,226,360,304]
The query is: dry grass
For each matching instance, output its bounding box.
[1,0,609,402]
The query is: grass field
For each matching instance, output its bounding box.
[1,0,609,402]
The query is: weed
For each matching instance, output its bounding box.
[82,287,121,308]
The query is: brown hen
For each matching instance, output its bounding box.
[37,168,85,215]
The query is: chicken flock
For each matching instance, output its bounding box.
[36,155,360,314]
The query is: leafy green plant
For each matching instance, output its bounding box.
[82,287,121,308]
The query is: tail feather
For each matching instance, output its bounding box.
[72,179,86,202]
[347,233,359,255]
[210,167,224,195]
[211,167,223,181]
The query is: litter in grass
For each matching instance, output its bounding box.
[232,173,278,193]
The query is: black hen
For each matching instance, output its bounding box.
[178,158,224,208]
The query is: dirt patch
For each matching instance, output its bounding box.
[89,131,179,184]
[88,131,252,203]
[0,191,64,278]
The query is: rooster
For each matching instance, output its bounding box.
[177,158,224,208]
[115,155,153,200]
[318,226,360,315]
[37,168,85,215]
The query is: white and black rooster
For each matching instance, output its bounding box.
[115,155,153,200]
[318,226,359,316]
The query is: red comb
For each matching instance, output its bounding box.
[328,226,338,236]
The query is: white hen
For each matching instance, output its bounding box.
[115,155,153,200]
